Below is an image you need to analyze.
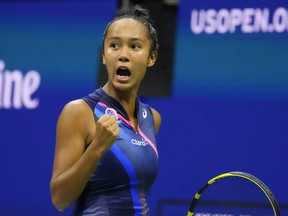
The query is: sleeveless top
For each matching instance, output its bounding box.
[72,88,159,216]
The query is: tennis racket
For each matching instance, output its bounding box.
[187,171,280,216]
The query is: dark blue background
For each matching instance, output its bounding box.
[0,0,287,215]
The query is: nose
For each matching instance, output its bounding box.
[118,47,129,62]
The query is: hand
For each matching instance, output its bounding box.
[91,114,120,155]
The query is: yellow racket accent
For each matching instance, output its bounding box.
[187,171,280,216]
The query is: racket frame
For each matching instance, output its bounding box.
[187,171,280,216]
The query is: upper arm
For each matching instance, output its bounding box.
[51,99,94,179]
[151,107,161,134]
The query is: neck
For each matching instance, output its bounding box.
[102,83,138,120]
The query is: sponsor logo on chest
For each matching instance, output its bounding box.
[131,138,149,146]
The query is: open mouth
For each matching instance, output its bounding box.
[116,67,131,76]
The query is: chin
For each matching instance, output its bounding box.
[114,82,137,93]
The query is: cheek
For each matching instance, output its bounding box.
[103,55,115,67]
[103,49,117,62]
[136,62,149,80]
[102,58,114,76]
[135,52,151,65]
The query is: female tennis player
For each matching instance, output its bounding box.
[50,8,161,216]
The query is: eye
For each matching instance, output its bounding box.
[110,43,119,49]
[131,43,141,50]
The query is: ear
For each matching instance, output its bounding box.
[102,50,106,65]
[148,51,158,67]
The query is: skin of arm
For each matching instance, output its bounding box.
[151,107,161,134]
[50,99,120,211]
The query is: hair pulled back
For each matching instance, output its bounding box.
[103,8,159,53]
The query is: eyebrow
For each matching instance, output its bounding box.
[107,36,144,42]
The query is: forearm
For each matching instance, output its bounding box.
[50,148,102,211]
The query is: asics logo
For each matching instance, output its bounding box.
[142,108,147,119]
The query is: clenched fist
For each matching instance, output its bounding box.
[90,114,120,155]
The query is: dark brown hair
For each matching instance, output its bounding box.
[102,8,159,53]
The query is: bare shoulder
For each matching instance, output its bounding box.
[150,107,161,134]
[61,99,91,116]
[57,99,95,146]
[59,100,92,128]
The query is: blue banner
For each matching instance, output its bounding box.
[0,1,117,215]
[1,0,287,215]
[173,0,288,100]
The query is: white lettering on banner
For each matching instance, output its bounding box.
[191,7,288,34]
[0,60,41,109]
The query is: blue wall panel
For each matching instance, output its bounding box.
[0,1,117,215]
[0,0,287,215]
[149,0,288,215]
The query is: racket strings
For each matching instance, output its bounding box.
[193,176,275,216]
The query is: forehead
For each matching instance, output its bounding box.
[106,18,149,39]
